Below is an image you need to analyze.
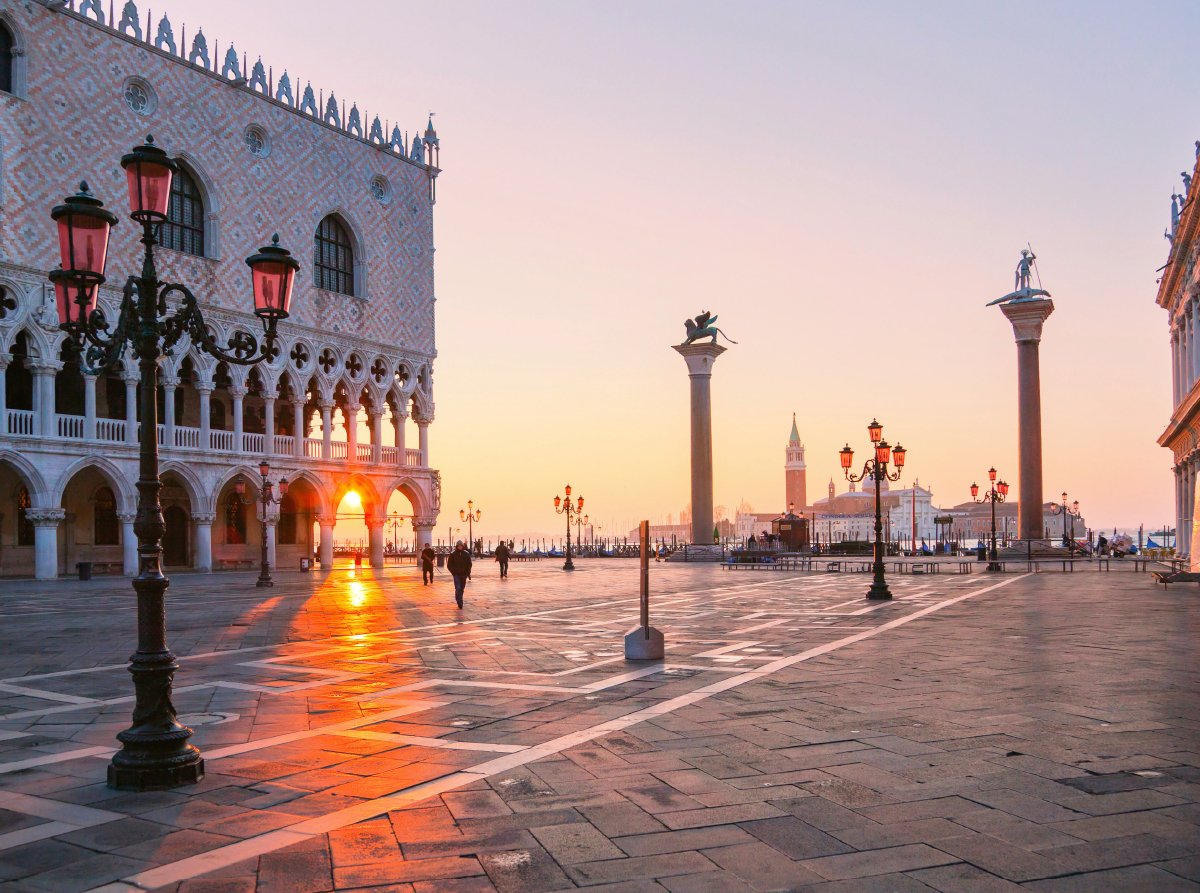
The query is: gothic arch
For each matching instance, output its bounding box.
[283,469,331,516]
[380,475,430,518]
[331,473,381,516]
[158,460,207,512]
[51,455,134,512]
[171,151,221,258]
[0,449,49,507]
[313,207,367,298]
[0,12,28,99]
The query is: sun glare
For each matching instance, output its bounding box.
[343,490,361,509]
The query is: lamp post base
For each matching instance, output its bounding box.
[108,750,204,792]
[563,558,575,571]
[866,580,892,600]
[256,576,274,587]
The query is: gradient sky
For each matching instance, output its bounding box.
[169,1,1198,542]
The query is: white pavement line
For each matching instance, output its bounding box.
[0,683,98,704]
[0,746,116,776]
[0,820,80,852]
[730,618,792,635]
[95,576,1025,893]
[579,664,669,692]
[331,730,528,753]
[694,641,760,658]
[0,791,123,825]
[201,702,446,760]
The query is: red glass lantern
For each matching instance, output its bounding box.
[50,270,98,327]
[891,443,906,469]
[235,478,246,496]
[245,235,299,322]
[988,467,997,482]
[998,480,1010,498]
[120,136,177,221]
[839,444,854,469]
[51,183,118,306]
[577,496,584,510]
[875,439,891,466]
[564,484,572,497]
[867,419,882,443]
[1072,500,1078,513]
[554,495,561,508]
[459,509,467,520]
[278,479,289,497]
[259,460,270,479]
[970,482,979,499]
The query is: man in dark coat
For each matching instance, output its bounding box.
[495,541,510,579]
[446,541,472,608]
[420,543,436,585]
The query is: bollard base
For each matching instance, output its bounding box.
[625,626,665,660]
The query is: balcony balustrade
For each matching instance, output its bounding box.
[3,411,428,467]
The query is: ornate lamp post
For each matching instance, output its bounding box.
[970,468,1010,572]
[1049,492,1080,550]
[460,501,480,554]
[50,136,299,790]
[839,419,906,600]
[386,512,406,558]
[574,513,589,553]
[554,484,584,571]
[253,461,288,588]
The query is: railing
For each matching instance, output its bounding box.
[356,443,372,462]
[6,409,35,436]
[405,449,423,466]
[242,432,264,454]
[156,424,165,445]
[175,426,201,448]
[381,446,398,464]
[305,437,323,458]
[330,440,348,459]
[274,434,294,455]
[57,414,85,439]
[96,418,125,442]
[210,429,236,451]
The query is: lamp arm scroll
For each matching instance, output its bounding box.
[67,275,141,376]
[160,283,279,366]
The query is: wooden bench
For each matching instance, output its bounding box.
[89,561,121,575]
[217,558,257,571]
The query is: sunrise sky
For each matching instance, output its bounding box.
[176,1,1198,543]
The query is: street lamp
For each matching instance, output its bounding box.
[553,484,585,571]
[1049,492,1081,551]
[50,136,298,791]
[574,513,589,553]
[459,500,480,554]
[839,419,907,600]
[386,512,406,557]
[970,468,1009,572]
[253,461,287,588]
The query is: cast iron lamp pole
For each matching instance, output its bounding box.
[574,513,589,554]
[50,135,300,791]
[254,461,288,588]
[554,484,584,571]
[839,419,907,600]
[1048,492,1080,551]
[970,469,1010,572]
[459,501,480,554]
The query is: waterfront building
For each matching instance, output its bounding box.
[0,1,441,578]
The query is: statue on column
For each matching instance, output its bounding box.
[988,248,1052,306]
[682,311,738,345]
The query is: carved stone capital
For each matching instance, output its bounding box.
[672,342,726,377]
[412,516,439,528]
[160,376,180,390]
[195,382,214,395]
[191,512,217,524]
[229,385,248,398]
[115,510,137,523]
[26,359,64,374]
[1000,299,1054,344]
[316,513,336,526]
[24,508,66,527]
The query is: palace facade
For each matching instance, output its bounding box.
[0,0,441,578]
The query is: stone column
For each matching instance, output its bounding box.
[1172,331,1181,406]
[345,404,359,462]
[83,374,97,440]
[1189,305,1197,392]
[265,518,277,569]
[1192,299,1200,385]
[320,402,333,459]
[193,511,214,572]
[371,408,383,464]
[318,513,335,567]
[418,419,430,467]
[26,508,64,580]
[263,395,275,456]
[1000,299,1054,543]
[367,515,385,568]
[198,383,212,451]
[293,401,305,457]
[124,374,138,444]
[29,362,59,437]
[395,409,408,460]
[413,517,437,554]
[0,357,7,428]
[231,385,246,453]
[117,509,137,575]
[162,375,177,449]
[672,343,727,545]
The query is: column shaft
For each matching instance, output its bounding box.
[194,515,213,572]
[321,405,332,459]
[125,378,137,444]
[346,405,359,461]
[1015,339,1044,540]
[368,520,384,568]
[198,386,212,451]
[264,397,275,456]
[418,421,429,467]
[293,402,305,457]
[83,374,97,440]
[372,411,383,464]
[232,390,244,453]
[117,511,137,575]
[319,519,335,566]
[689,372,715,544]
[163,382,176,448]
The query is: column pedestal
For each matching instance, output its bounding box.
[117,510,137,576]
[367,518,385,568]
[672,343,726,545]
[1000,300,1054,544]
[193,513,214,572]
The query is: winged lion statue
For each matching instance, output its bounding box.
[682,311,737,345]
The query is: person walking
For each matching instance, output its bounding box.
[420,543,436,585]
[495,541,510,579]
[447,541,472,609]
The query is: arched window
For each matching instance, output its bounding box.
[15,485,32,546]
[314,215,354,295]
[225,496,246,545]
[94,487,119,546]
[158,168,205,256]
[0,24,12,95]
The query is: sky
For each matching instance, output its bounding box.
[170,0,1199,543]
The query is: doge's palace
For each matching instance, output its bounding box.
[0,0,441,578]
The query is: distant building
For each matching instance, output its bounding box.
[887,482,938,545]
[944,500,1085,543]
[785,414,807,510]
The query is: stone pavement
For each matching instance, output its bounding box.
[0,561,1198,892]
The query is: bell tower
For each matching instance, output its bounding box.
[785,414,807,510]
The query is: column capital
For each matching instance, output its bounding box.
[27,359,64,374]
[0,356,8,371]
[191,512,217,523]
[413,516,439,528]
[160,375,180,389]
[365,514,388,527]
[394,408,410,421]
[999,298,1054,344]
[416,415,433,426]
[316,513,336,526]
[115,510,137,523]
[344,402,361,413]
[229,385,248,398]
[25,508,66,526]
[672,342,727,377]
[196,382,214,394]
[318,400,334,412]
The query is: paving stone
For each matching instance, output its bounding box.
[799,844,959,881]
[929,834,1071,882]
[567,852,718,886]
[1022,864,1200,892]
[703,840,824,889]
[614,826,753,858]
[531,822,626,864]
[906,862,1025,892]
[478,845,573,892]
[739,816,856,860]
